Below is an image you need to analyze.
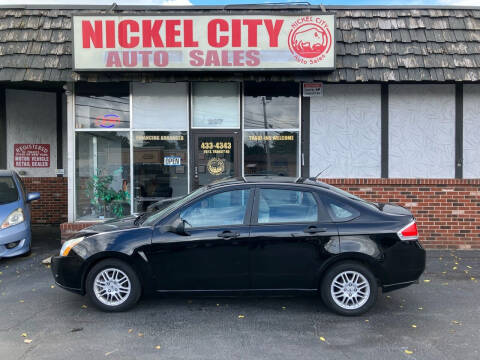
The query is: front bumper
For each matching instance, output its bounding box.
[51,254,85,295]
[0,222,31,258]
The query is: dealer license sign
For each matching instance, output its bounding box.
[72,14,335,70]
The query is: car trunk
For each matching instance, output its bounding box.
[375,203,413,217]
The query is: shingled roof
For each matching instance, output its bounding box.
[0,5,479,83]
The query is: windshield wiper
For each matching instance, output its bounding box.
[134,213,149,226]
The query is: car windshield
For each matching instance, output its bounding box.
[141,186,208,226]
[0,176,19,205]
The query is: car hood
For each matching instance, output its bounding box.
[72,215,139,239]
[0,200,21,224]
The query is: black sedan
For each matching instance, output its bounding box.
[52,177,425,316]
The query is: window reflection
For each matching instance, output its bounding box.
[75,132,130,220]
[133,131,188,212]
[192,82,240,128]
[244,82,299,129]
[75,83,130,129]
[244,131,299,177]
[180,189,250,227]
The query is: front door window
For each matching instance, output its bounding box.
[180,189,251,228]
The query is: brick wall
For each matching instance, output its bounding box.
[22,177,67,224]
[323,179,480,250]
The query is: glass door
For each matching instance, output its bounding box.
[192,132,240,189]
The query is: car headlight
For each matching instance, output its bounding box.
[1,208,24,229]
[59,237,84,257]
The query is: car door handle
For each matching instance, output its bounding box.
[217,230,240,239]
[304,226,328,234]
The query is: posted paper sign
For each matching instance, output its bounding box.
[73,14,335,71]
[303,82,324,97]
[14,144,50,168]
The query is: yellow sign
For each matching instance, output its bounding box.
[135,135,184,141]
[207,158,225,176]
[201,141,232,154]
[248,135,294,141]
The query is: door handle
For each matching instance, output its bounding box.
[304,226,327,234]
[217,230,240,239]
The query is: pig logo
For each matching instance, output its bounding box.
[288,22,332,60]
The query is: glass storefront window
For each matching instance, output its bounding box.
[192,82,240,128]
[132,83,188,130]
[244,131,299,177]
[76,132,130,220]
[75,83,130,129]
[133,131,188,213]
[244,82,299,129]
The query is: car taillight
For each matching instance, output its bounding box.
[397,221,418,241]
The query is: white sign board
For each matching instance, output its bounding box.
[303,82,324,97]
[72,14,335,71]
[164,156,182,166]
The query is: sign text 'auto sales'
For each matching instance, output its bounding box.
[73,14,335,70]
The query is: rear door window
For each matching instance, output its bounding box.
[256,188,319,224]
[0,176,19,205]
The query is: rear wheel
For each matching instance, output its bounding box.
[86,259,141,312]
[321,261,378,316]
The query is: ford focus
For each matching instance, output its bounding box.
[51,177,425,316]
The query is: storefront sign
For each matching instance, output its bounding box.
[135,135,185,141]
[164,156,182,166]
[207,158,226,175]
[248,135,295,141]
[73,14,335,70]
[14,144,50,168]
[201,141,232,154]
[303,82,324,97]
[95,114,121,128]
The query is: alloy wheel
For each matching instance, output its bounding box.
[330,270,370,310]
[93,268,131,306]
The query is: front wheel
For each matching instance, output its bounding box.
[85,259,141,312]
[321,261,378,316]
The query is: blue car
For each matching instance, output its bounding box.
[0,170,40,258]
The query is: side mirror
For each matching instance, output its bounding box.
[167,217,190,236]
[26,192,40,203]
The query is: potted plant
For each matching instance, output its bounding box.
[86,169,130,219]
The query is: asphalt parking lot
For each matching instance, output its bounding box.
[0,226,479,360]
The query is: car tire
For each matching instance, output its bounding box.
[321,261,378,316]
[85,258,141,312]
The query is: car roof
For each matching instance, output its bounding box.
[206,176,332,190]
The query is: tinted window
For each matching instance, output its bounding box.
[142,186,207,226]
[324,197,359,221]
[0,176,19,205]
[180,189,251,228]
[257,189,318,224]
